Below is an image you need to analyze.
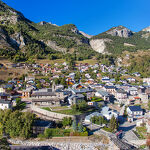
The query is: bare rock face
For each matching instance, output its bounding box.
[71,26,81,35]
[46,40,67,52]
[10,33,26,48]
[142,26,150,32]
[0,15,20,24]
[90,39,112,54]
[39,21,58,26]
[79,31,93,39]
[39,21,48,25]
[106,26,133,38]
[124,43,135,47]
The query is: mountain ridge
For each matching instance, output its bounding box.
[0,1,150,62]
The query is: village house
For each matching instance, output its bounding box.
[127,106,143,122]
[0,100,12,110]
[68,94,85,105]
[69,87,95,100]
[127,87,138,96]
[101,106,118,120]
[138,93,149,103]
[127,78,136,83]
[143,78,150,86]
[95,90,110,101]
[114,89,128,104]
[127,97,141,105]
[101,77,110,83]
[0,93,10,100]
[31,84,67,107]
[103,86,116,95]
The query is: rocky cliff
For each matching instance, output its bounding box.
[106,25,133,38]
[142,26,150,32]
[90,39,111,54]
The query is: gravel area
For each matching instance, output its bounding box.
[8,139,109,150]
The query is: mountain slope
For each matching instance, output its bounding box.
[90,26,150,54]
[0,1,96,61]
[1,0,150,62]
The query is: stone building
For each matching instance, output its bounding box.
[31,86,67,107]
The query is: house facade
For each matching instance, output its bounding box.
[0,100,12,110]
[127,106,143,122]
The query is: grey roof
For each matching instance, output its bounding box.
[0,100,11,104]
[69,94,84,100]
[32,98,61,102]
[116,89,127,94]
[128,87,138,91]
[97,90,109,97]
[71,87,94,94]
[104,86,116,89]
[31,92,56,97]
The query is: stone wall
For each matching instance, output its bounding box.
[31,105,74,120]
[129,140,146,146]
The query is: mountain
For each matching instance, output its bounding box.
[0,1,96,61]
[106,25,133,38]
[1,0,150,62]
[90,26,150,54]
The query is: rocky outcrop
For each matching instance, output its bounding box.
[106,26,133,38]
[46,40,67,52]
[10,33,26,48]
[79,31,93,39]
[124,43,135,47]
[71,26,81,35]
[142,26,150,32]
[0,15,20,24]
[39,21,58,26]
[39,21,48,25]
[90,39,112,54]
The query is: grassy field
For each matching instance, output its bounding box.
[0,68,27,80]
[0,56,98,65]
[76,59,98,65]
[36,58,98,65]
[53,109,82,115]
[41,107,51,111]
[35,59,65,64]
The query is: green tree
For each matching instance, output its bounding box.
[72,120,77,131]
[0,110,36,139]
[62,117,73,127]
[78,123,84,132]
[109,115,118,132]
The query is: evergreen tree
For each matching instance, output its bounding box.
[78,123,84,132]
[72,120,77,131]
[109,115,118,132]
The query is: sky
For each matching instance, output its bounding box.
[2,0,150,35]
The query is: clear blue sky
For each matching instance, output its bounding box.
[2,0,150,35]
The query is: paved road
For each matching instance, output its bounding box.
[85,123,139,150]
[118,121,139,141]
